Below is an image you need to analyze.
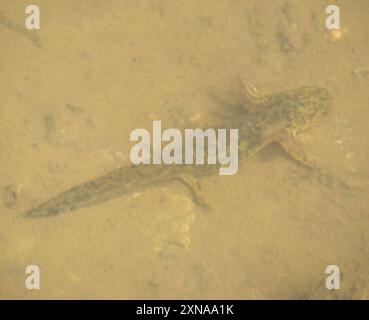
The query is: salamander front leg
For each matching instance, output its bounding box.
[277,132,358,194]
[276,131,317,169]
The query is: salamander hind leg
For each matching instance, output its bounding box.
[176,176,210,210]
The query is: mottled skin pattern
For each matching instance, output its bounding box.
[25,86,332,217]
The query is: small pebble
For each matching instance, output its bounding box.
[344,152,359,174]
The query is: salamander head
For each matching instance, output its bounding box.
[286,86,332,134]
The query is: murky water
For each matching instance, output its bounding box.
[1,0,369,299]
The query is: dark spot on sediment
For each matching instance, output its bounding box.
[2,185,17,209]
[44,112,57,140]
[275,28,295,54]
[66,103,84,114]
